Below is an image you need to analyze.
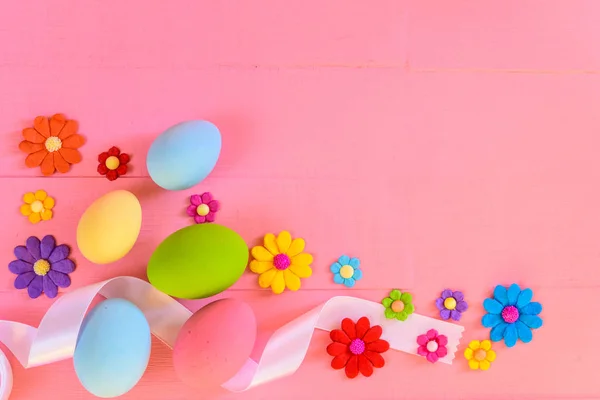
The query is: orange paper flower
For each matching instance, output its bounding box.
[19,114,85,176]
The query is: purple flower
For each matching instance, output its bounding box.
[187,192,220,224]
[8,235,75,299]
[435,289,468,321]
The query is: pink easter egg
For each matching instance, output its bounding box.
[173,298,256,389]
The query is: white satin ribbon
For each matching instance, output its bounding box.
[0,277,464,399]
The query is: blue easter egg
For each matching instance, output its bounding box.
[147,120,222,190]
[74,298,151,398]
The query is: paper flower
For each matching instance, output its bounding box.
[20,190,55,224]
[464,340,496,370]
[249,231,313,294]
[482,283,543,347]
[97,146,130,181]
[18,114,85,175]
[9,235,75,299]
[187,192,220,224]
[382,289,415,321]
[327,316,389,378]
[435,289,468,321]
[417,329,448,363]
[330,255,363,287]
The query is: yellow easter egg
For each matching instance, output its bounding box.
[77,190,142,264]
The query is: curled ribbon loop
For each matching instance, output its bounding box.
[0,277,464,399]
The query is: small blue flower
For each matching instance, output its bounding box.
[330,255,362,288]
[481,283,543,348]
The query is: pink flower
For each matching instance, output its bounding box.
[417,329,448,363]
[187,192,220,224]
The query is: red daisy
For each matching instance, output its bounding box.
[97,146,130,181]
[327,316,390,378]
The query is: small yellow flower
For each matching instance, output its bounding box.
[250,231,313,294]
[20,190,55,224]
[464,340,496,370]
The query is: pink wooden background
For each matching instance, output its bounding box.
[0,1,596,399]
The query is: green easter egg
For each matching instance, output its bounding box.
[147,224,248,299]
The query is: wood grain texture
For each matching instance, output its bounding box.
[0,0,597,399]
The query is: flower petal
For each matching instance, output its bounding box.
[330,329,351,345]
[490,323,508,342]
[453,291,464,301]
[270,271,285,294]
[34,116,51,137]
[331,352,351,369]
[186,205,197,217]
[366,339,389,353]
[14,271,36,289]
[25,149,48,168]
[493,285,509,305]
[417,345,428,356]
[201,192,212,203]
[289,263,311,278]
[384,308,396,319]
[263,233,279,255]
[503,324,518,348]
[338,255,350,265]
[426,329,438,340]
[436,346,448,358]
[396,311,408,321]
[28,276,44,298]
[251,245,274,262]
[41,210,52,221]
[59,148,82,164]
[23,192,35,204]
[349,258,360,269]
[40,235,55,259]
[382,297,393,308]
[362,326,382,343]
[20,204,32,216]
[345,355,359,379]
[190,195,201,206]
[486,350,496,362]
[208,200,220,212]
[441,289,453,299]
[276,231,292,253]
[426,352,439,363]
[440,309,451,320]
[205,211,216,223]
[436,335,448,346]
[400,292,412,303]
[343,277,356,288]
[482,313,503,328]
[520,302,543,315]
[341,318,356,339]
[249,260,273,274]
[326,342,348,356]
[479,359,491,370]
[48,270,71,288]
[507,283,521,305]
[291,253,313,266]
[49,114,67,136]
[456,300,468,312]
[26,236,41,260]
[40,152,55,175]
[464,348,473,360]
[22,128,46,143]
[258,268,277,288]
[53,152,70,173]
[435,298,445,310]
[9,260,33,274]
[519,314,543,329]
[352,269,363,280]
[363,351,385,368]
[480,340,492,350]
[43,196,55,210]
[19,141,45,153]
[283,269,301,291]
[333,273,344,284]
[14,246,35,263]
[356,317,371,338]
[62,133,85,149]
[194,215,205,224]
[286,238,305,257]
[43,275,58,298]
[404,303,415,314]
[515,321,533,343]
[468,340,481,350]
[49,244,70,263]
[450,310,462,321]
[468,360,480,370]
[28,212,41,224]
[483,298,503,314]
[357,355,373,377]
[34,191,46,202]
[516,288,533,308]
[51,259,75,274]
[389,289,401,300]
[58,119,78,140]
[330,262,341,273]
[417,334,429,346]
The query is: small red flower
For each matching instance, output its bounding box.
[327,316,389,378]
[97,146,130,181]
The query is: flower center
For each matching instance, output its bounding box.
[474,349,487,361]
[391,300,405,313]
[349,338,365,355]
[105,156,120,170]
[444,297,457,310]
[426,340,439,352]
[501,305,519,323]
[33,259,50,276]
[196,204,210,216]
[273,253,291,270]
[31,200,44,213]
[44,137,62,152]
[339,265,354,279]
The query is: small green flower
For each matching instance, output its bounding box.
[382,289,415,321]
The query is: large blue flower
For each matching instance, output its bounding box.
[482,283,543,347]
[330,255,362,288]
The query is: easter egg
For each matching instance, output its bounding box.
[147,120,221,191]
[76,190,142,264]
[173,298,256,389]
[74,298,151,398]
[147,224,248,299]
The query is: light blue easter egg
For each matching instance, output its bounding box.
[74,298,151,398]
[147,120,222,190]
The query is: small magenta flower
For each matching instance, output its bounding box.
[417,329,448,363]
[187,192,220,224]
